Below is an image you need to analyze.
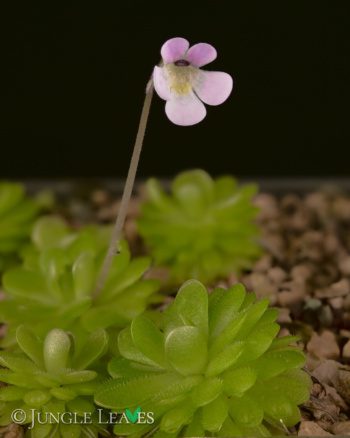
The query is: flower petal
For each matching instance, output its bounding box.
[161,37,190,64]
[186,43,217,67]
[193,71,233,106]
[165,92,206,126]
[153,66,171,101]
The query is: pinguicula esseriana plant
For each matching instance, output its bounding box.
[0,326,109,437]
[0,216,160,347]
[0,182,41,273]
[138,169,260,284]
[95,280,311,437]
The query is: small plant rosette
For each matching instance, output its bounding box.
[0,216,161,347]
[0,182,41,273]
[95,279,311,437]
[0,326,109,437]
[138,169,261,284]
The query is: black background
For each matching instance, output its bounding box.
[1,1,350,179]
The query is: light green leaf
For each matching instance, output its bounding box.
[101,257,151,302]
[223,367,256,396]
[235,299,269,340]
[0,386,27,401]
[253,349,306,380]
[160,401,194,434]
[268,370,312,405]
[0,183,24,215]
[73,329,108,370]
[190,377,222,407]
[0,352,39,373]
[66,397,95,416]
[30,421,54,438]
[201,394,228,432]
[23,390,51,408]
[173,279,208,335]
[269,335,300,350]
[3,268,50,304]
[209,284,246,338]
[59,423,82,438]
[118,327,159,367]
[172,169,214,214]
[209,312,247,357]
[95,373,180,409]
[73,252,96,298]
[184,411,205,437]
[108,357,158,379]
[16,325,44,368]
[32,216,70,250]
[131,315,166,367]
[50,387,76,401]
[228,394,263,427]
[43,329,71,374]
[61,371,97,385]
[206,342,244,377]
[165,326,207,376]
[236,323,279,364]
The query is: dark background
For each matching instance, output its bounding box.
[1,1,349,179]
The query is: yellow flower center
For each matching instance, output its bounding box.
[165,62,199,96]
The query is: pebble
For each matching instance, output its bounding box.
[250,272,276,295]
[304,192,329,217]
[344,295,350,310]
[298,421,331,436]
[316,279,350,299]
[307,331,340,360]
[277,307,292,324]
[333,197,350,221]
[277,289,303,307]
[335,369,350,403]
[253,254,273,272]
[332,421,350,435]
[318,305,334,327]
[329,297,344,310]
[91,189,110,206]
[0,424,24,438]
[254,193,280,221]
[340,329,350,339]
[331,278,350,296]
[340,256,350,276]
[291,264,314,281]
[267,266,287,284]
[343,340,350,359]
[312,360,340,386]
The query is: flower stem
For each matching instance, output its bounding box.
[93,80,154,298]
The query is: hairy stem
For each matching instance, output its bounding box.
[93,80,154,298]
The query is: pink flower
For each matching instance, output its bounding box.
[153,37,233,126]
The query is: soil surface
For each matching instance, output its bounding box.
[2,183,350,437]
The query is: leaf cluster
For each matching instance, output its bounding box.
[138,170,261,284]
[0,182,41,272]
[0,326,108,438]
[95,280,311,437]
[0,216,160,348]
